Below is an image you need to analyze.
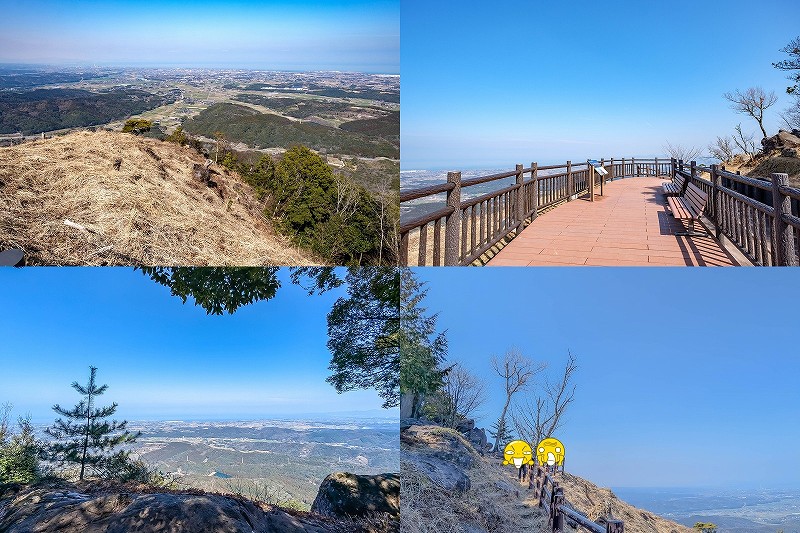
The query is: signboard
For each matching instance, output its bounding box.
[588,160,608,176]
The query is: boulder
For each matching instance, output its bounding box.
[455,418,475,433]
[465,427,489,453]
[0,482,335,533]
[311,472,399,519]
[762,130,800,152]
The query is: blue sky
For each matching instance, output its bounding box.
[0,0,398,72]
[412,267,800,489]
[401,0,800,169]
[0,268,396,423]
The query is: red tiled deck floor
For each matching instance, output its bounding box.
[489,177,740,266]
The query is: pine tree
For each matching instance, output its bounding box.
[399,268,448,418]
[488,418,511,453]
[45,366,140,480]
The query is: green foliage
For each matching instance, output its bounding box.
[165,126,188,145]
[99,452,175,488]
[183,103,398,159]
[45,366,140,480]
[0,411,42,484]
[122,118,152,135]
[234,145,391,265]
[0,88,176,135]
[326,267,400,408]
[139,267,401,406]
[399,269,448,418]
[773,36,800,94]
[139,267,281,315]
[693,522,718,533]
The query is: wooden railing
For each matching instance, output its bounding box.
[533,465,624,533]
[399,157,670,266]
[675,161,800,266]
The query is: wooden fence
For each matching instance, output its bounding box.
[674,161,800,266]
[400,156,800,266]
[399,157,670,266]
[533,465,624,533]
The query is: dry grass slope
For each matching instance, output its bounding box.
[0,130,318,265]
[401,425,546,533]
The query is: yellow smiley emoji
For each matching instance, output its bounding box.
[536,437,565,466]
[502,440,534,468]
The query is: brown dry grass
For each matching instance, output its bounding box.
[0,130,319,265]
[401,425,546,533]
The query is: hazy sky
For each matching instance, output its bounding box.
[412,267,800,489]
[402,0,800,169]
[0,268,396,422]
[0,0,399,72]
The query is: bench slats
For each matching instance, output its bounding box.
[662,174,687,197]
[668,183,708,221]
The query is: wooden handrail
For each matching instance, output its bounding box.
[401,156,799,267]
[399,156,671,266]
[533,465,624,533]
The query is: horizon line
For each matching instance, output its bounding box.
[0,62,399,75]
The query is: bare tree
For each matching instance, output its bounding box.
[781,99,800,130]
[491,348,546,452]
[440,364,486,428]
[512,353,577,449]
[663,141,702,162]
[732,124,757,162]
[723,87,778,139]
[708,136,737,162]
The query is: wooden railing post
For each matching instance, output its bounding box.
[711,164,721,240]
[671,157,676,179]
[445,171,461,266]
[654,157,659,176]
[605,519,624,533]
[588,159,594,202]
[552,487,565,532]
[621,157,625,177]
[600,157,605,196]
[631,156,636,177]
[610,157,615,181]
[515,164,524,234]
[772,172,797,266]
[531,162,539,219]
[566,160,573,201]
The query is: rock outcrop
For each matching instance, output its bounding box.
[761,129,800,154]
[310,472,399,519]
[0,481,357,533]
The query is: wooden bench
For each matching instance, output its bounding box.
[667,183,709,236]
[662,172,687,197]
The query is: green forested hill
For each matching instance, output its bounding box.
[0,88,174,135]
[183,103,399,159]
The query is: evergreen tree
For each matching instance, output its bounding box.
[326,267,400,407]
[0,413,42,484]
[488,418,511,453]
[45,366,140,480]
[399,268,448,418]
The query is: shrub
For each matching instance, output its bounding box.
[122,119,152,135]
[0,415,42,484]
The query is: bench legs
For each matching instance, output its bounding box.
[675,218,709,237]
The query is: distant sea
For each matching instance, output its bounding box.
[612,487,800,533]
[400,157,719,223]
